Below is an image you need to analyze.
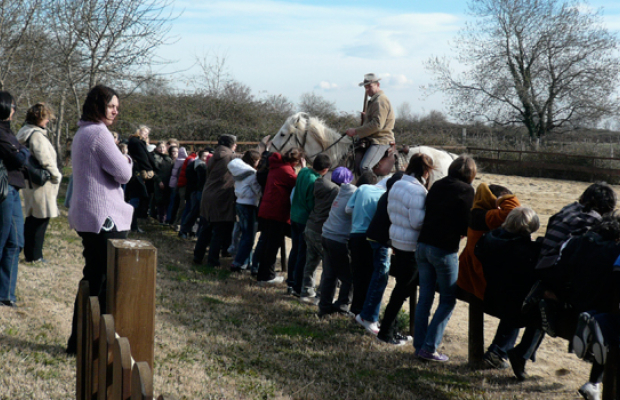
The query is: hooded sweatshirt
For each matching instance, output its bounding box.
[228,158,261,207]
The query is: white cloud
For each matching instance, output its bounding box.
[380,73,414,89]
[317,81,338,90]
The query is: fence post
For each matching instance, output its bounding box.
[113,337,133,400]
[87,297,101,400]
[99,315,115,400]
[131,362,154,400]
[107,240,157,369]
[77,280,90,400]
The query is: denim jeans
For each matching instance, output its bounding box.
[414,242,459,353]
[318,237,353,314]
[301,227,323,297]
[488,320,520,359]
[180,191,202,234]
[348,234,374,315]
[0,186,24,303]
[232,204,257,268]
[166,188,178,224]
[378,249,418,341]
[359,241,391,323]
[289,221,307,291]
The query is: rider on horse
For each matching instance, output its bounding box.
[345,73,396,175]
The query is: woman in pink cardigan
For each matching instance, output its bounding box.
[66,85,133,355]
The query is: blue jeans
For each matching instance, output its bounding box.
[288,221,307,291]
[414,243,458,353]
[180,191,202,234]
[488,320,520,359]
[0,186,24,302]
[232,204,257,268]
[359,241,391,322]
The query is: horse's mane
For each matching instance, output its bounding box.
[292,114,352,162]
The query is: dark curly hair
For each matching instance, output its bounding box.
[579,182,617,215]
[590,211,620,241]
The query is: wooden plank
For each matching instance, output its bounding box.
[112,338,133,400]
[77,280,90,400]
[87,297,101,400]
[107,240,157,369]
[131,362,153,400]
[475,157,620,176]
[98,315,115,400]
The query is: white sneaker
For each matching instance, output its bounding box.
[578,382,601,400]
[355,314,379,335]
[299,296,319,305]
[257,276,284,285]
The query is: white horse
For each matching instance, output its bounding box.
[269,112,457,186]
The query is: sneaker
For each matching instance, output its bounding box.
[394,332,413,343]
[507,348,527,381]
[0,300,16,307]
[483,351,509,369]
[417,349,449,362]
[178,232,188,239]
[573,312,593,360]
[578,382,601,400]
[377,335,407,346]
[299,296,319,305]
[355,314,379,335]
[257,276,284,285]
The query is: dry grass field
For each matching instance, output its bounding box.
[0,172,609,399]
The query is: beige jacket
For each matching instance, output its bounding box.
[16,124,62,218]
[356,90,395,145]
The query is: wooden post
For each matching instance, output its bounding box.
[77,280,90,400]
[87,297,101,400]
[131,362,154,400]
[107,240,157,369]
[468,300,484,364]
[113,338,133,400]
[99,315,116,400]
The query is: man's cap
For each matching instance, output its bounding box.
[359,73,381,87]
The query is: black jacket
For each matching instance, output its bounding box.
[0,120,27,188]
[475,228,541,325]
[418,176,475,252]
[366,191,391,246]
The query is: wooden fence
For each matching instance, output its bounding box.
[76,239,175,400]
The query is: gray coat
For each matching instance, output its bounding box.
[200,145,240,222]
[306,175,339,234]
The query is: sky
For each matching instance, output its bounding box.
[155,0,620,119]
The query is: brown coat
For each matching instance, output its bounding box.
[356,90,395,145]
[200,145,240,222]
[16,124,62,219]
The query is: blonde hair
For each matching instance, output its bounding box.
[134,125,150,138]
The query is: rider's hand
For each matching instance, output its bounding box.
[345,128,356,137]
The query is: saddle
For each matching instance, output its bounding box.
[352,138,397,177]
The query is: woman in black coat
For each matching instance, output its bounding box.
[126,125,157,232]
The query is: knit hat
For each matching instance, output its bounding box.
[331,167,353,185]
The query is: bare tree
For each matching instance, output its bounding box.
[298,92,338,121]
[426,0,620,138]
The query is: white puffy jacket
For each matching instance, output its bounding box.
[227,158,261,207]
[387,174,427,252]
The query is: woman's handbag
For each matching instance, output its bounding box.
[25,154,51,187]
[0,159,9,202]
[24,135,51,187]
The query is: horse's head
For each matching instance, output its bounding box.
[269,112,310,154]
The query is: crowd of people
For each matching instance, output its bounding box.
[0,77,619,400]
